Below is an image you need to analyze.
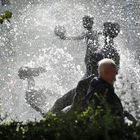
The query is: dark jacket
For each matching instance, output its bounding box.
[70,75,95,112]
[51,75,95,113]
[83,77,124,120]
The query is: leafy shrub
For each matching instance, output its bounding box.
[0,107,140,140]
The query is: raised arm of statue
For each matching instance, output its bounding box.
[64,32,85,40]
[54,25,85,41]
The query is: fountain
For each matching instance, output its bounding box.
[0,0,140,121]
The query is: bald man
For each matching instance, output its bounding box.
[70,59,124,121]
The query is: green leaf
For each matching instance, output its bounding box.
[4,11,12,19]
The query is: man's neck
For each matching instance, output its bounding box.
[99,76,114,86]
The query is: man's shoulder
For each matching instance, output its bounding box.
[89,77,110,95]
[90,77,104,87]
[79,75,95,84]
[76,75,96,91]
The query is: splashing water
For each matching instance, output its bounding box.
[0,0,140,121]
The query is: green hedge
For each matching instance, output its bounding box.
[0,107,140,140]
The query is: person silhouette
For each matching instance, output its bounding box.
[85,22,120,76]
[55,15,102,77]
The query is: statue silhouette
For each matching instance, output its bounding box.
[18,66,47,116]
[54,15,102,77]
[85,22,120,76]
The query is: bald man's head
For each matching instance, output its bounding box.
[98,59,118,84]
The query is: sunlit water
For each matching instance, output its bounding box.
[0,0,140,121]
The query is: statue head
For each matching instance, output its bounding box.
[82,15,94,30]
[103,22,120,38]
